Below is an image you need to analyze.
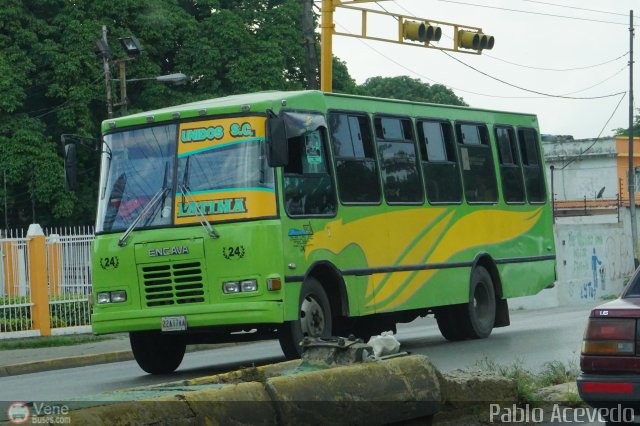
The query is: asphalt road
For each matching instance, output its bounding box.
[0,303,598,402]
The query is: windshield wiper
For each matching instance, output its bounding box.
[117,186,168,247]
[181,156,219,239]
[118,162,169,247]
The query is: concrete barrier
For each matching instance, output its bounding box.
[44,355,517,425]
[59,355,440,425]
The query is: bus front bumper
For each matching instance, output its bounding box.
[91,301,284,335]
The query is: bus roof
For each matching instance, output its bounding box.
[101,90,538,132]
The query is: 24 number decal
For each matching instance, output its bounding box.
[100,256,119,270]
[223,246,245,260]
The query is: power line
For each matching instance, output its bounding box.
[434,0,637,27]
[391,1,629,72]
[515,0,632,18]
[333,20,627,100]
[439,49,627,99]
[560,93,627,170]
[561,67,627,96]
[483,51,629,72]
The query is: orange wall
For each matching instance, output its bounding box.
[616,136,640,200]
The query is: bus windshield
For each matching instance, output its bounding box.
[96,116,276,234]
[97,125,177,233]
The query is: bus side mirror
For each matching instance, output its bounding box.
[64,143,78,191]
[266,115,288,167]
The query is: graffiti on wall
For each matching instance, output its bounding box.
[561,226,633,303]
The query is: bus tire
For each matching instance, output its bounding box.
[129,331,186,374]
[461,266,496,339]
[435,305,468,341]
[278,277,333,359]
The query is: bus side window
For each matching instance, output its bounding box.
[374,116,423,204]
[495,126,525,203]
[456,123,499,204]
[328,113,381,203]
[417,119,462,203]
[284,128,337,216]
[517,128,546,203]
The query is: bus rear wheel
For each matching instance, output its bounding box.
[435,305,468,341]
[130,331,186,374]
[278,277,333,359]
[460,266,496,339]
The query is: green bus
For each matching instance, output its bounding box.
[70,90,555,373]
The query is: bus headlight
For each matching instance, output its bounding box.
[241,280,258,292]
[110,291,127,303]
[97,292,111,304]
[97,291,127,304]
[223,281,240,294]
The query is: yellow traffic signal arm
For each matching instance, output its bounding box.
[320,0,494,92]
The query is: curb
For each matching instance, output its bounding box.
[0,351,134,377]
[64,355,443,425]
[0,343,236,377]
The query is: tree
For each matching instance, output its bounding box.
[0,0,313,227]
[358,75,467,106]
[614,109,640,136]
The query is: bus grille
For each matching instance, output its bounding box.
[141,262,205,307]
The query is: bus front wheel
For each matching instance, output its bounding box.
[461,266,496,339]
[278,277,333,359]
[130,331,186,374]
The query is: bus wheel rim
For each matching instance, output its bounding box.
[300,295,325,337]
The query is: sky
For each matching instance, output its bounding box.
[328,0,638,139]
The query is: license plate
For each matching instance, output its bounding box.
[161,316,187,332]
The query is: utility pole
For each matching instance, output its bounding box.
[302,0,320,89]
[118,61,128,116]
[3,168,7,229]
[101,26,113,119]
[628,10,638,267]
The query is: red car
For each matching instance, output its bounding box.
[578,272,640,415]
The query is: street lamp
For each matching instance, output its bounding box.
[125,73,187,84]
[96,27,186,117]
[119,36,143,56]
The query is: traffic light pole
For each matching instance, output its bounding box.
[319,0,491,93]
[320,0,335,92]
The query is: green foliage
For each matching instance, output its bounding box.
[475,357,580,406]
[358,75,467,106]
[0,1,466,227]
[614,108,640,136]
[0,295,91,331]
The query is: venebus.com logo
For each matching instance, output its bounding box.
[7,402,71,424]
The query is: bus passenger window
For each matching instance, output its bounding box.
[328,113,381,203]
[517,128,546,203]
[284,128,337,216]
[374,116,423,204]
[417,120,462,203]
[456,123,498,203]
[495,126,525,203]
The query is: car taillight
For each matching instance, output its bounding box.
[582,318,635,356]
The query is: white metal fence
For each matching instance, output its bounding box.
[0,226,94,338]
[0,229,33,337]
[46,227,94,333]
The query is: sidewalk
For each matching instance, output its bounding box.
[0,335,236,377]
[0,335,134,377]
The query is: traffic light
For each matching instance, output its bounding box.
[403,21,442,43]
[458,30,495,51]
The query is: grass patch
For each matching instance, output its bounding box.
[0,334,116,351]
[475,357,580,406]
